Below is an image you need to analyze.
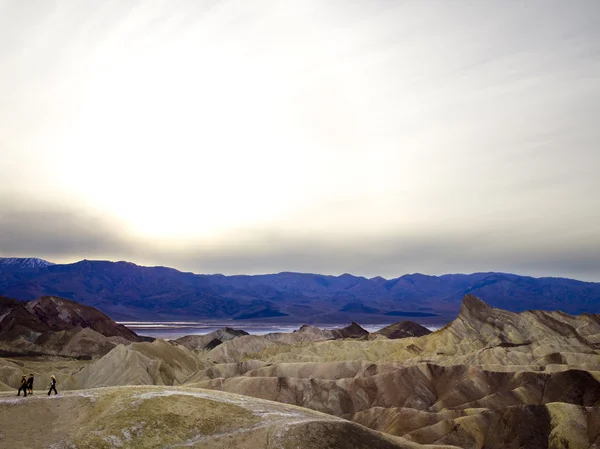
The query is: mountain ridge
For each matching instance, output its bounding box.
[0,257,54,269]
[1,258,599,322]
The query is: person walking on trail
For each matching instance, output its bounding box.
[17,375,28,397]
[27,374,34,395]
[47,375,57,395]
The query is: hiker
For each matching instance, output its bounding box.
[27,373,34,395]
[17,375,28,397]
[47,375,57,395]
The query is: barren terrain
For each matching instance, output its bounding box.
[1,294,600,448]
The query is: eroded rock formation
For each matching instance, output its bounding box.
[2,295,599,448]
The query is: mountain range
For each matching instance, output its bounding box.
[1,257,599,322]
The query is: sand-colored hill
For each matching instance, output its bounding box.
[205,335,287,364]
[191,364,600,416]
[182,322,372,363]
[0,359,24,391]
[261,321,370,345]
[0,356,91,391]
[178,295,600,448]
[262,324,335,344]
[0,386,439,449]
[224,295,600,368]
[70,339,206,389]
[352,402,600,448]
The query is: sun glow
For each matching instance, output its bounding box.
[47,3,412,240]
[51,9,324,238]
[6,0,596,268]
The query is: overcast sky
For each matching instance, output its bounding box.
[1,0,599,280]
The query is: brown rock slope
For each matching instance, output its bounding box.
[188,295,600,449]
[377,321,432,339]
[0,296,49,342]
[175,327,249,351]
[25,295,140,340]
[0,386,443,449]
[0,295,143,360]
[331,321,370,339]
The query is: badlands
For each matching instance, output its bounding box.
[1,294,599,448]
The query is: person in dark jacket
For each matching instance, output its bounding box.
[47,375,57,395]
[17,375,28,397]
[26,374,34,395]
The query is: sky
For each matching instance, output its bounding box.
[1,0,599,281]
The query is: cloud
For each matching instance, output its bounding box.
[0,1,599,282]
[4,191,598,281]
[0,193,134,258]
[164,227,600,281]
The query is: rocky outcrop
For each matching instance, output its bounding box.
[0,295,142,358]
[445,294,600,349]
[25,296,140,341]
[0,296,49,341]
[235,295,600,367]
[174,327,249,351]
[187,296,600,449]
[263,325,335,344]
[376,321,432,339]
[331,322,369,339]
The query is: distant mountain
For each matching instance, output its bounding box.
[0,257,54,269]
[0,258,599,322]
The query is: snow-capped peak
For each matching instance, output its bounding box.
[0,257,54,269]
